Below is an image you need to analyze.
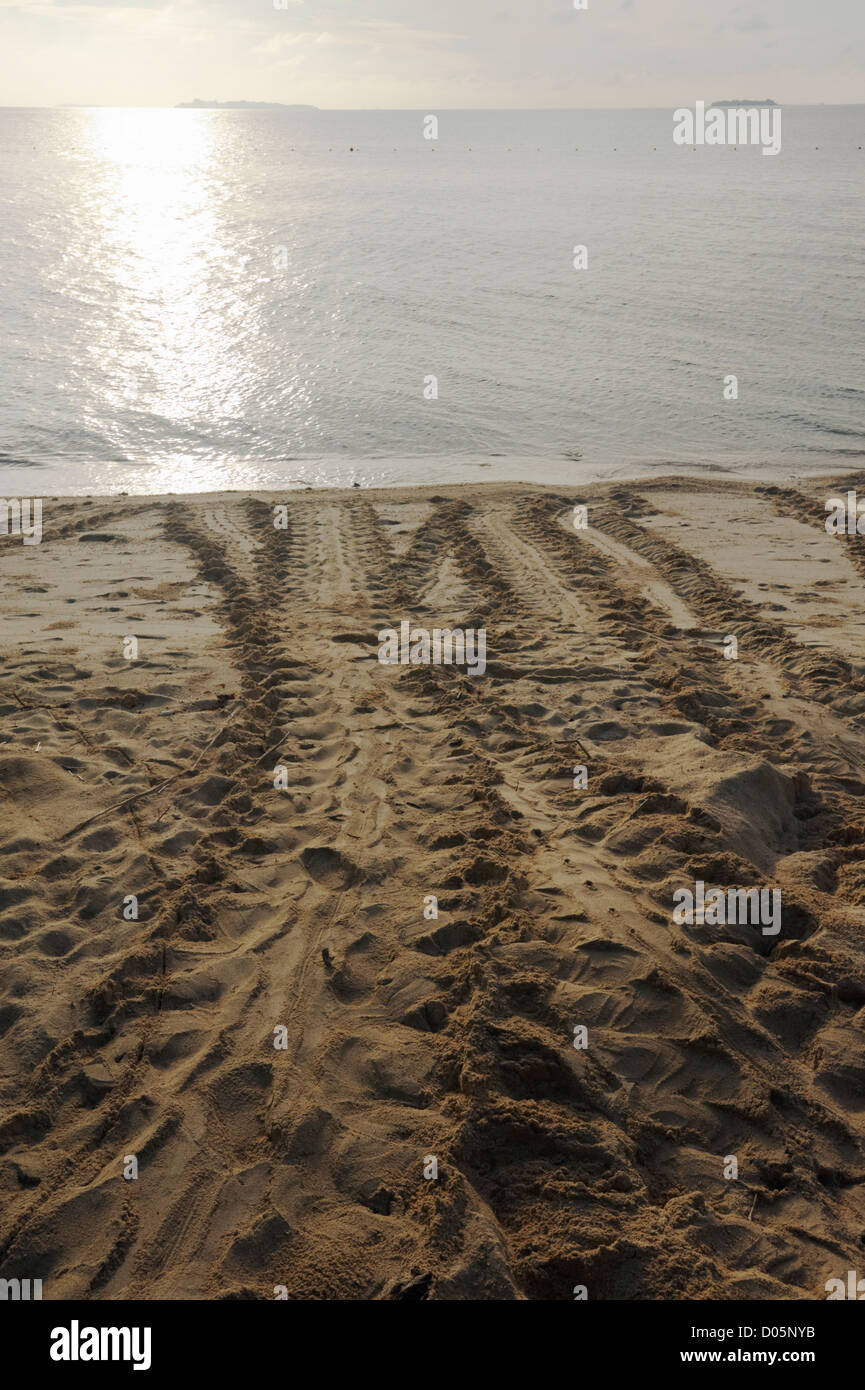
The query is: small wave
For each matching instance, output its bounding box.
[0,453,43,469]
[812,423,865,441]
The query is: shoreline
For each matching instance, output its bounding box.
[4,466,865,509]
[2,455,863,503]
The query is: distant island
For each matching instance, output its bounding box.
[712,99,778,107]
[175,99,318,110]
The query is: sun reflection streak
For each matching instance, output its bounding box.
[77,109,256,487]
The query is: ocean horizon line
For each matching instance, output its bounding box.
[4,101,865,112]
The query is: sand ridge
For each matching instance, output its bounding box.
[2,476,865,1300]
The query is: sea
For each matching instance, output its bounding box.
[1,105,863,495]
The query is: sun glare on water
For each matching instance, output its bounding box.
[78,107,259,491]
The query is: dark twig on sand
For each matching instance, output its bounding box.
[60,701,240,840]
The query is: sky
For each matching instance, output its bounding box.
[1,0,864,109]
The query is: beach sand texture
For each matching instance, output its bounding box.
[3,475,865,1300]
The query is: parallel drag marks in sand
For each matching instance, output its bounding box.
[2,482,865,1300]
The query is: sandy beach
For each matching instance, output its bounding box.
[2,473,865,1300]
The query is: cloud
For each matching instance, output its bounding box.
[1,0,864,106]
